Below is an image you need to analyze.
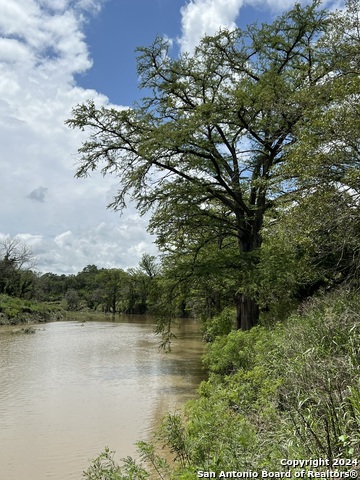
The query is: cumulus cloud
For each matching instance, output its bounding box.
[0,0,156,274]
[179,0,244,53]
[178,0,322,54]
[12,214,156,275]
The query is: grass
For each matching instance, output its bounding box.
[0,294,64,324]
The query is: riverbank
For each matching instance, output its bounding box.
[0,294,64,325]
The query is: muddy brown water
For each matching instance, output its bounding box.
[0,315,205,479]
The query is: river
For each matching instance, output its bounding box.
[0,315,205,480]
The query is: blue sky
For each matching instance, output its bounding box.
[78,0,268,106]
[0,0,331,274]
[78,0,184,105]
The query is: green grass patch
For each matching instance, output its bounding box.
[0,294,64,324]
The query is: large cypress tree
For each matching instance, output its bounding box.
[67,2,353,330]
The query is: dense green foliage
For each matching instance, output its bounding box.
[0,294,63,325]
[0,237,37,299]
[0,253,162,321]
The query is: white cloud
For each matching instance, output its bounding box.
[0,38,32,63]
[178,0,325,54]
[179,0,244,53]
[0,0,156,275]
[19,214,157,275]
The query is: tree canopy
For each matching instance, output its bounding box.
[67,0,359,329]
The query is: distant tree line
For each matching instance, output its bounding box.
[0,242,163,315]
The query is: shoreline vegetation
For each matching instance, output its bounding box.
[0,294,64,326]
[0,295,135,326]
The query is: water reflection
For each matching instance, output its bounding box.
[0,316,205,480]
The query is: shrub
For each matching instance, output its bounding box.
[202,307,236,342]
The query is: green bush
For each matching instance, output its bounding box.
[0,294,63,323]
[273,291,360,460]
[176,290,360,470]
[202,307,236,342]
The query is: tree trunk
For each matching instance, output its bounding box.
[235,291,259,331]
[235,219,262,330]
